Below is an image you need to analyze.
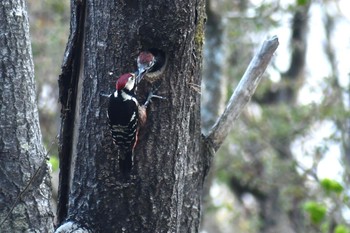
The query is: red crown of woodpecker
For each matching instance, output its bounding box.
[116,73,135,90]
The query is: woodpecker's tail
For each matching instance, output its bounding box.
[119,150,133,175]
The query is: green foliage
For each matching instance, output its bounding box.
[303,201,327,224]
[256,104,314,142]
[296,0,308,6]
[49,156,59,172]
[320,178,344,194]
[46,0,67,15]
[334,225,350,233]
[321,222,330,233]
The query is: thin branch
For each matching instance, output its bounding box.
[205,36,279,152]
[0,139,56,228]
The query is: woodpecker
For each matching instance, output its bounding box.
[106,72,163,175]
[107,73,145,175]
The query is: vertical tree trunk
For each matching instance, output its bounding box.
[201,0,227,134]
[57,0,207,232]
[0,1,54,232]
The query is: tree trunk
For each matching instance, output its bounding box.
[56,0,207,232]
[0,0,54,232]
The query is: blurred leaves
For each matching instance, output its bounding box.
[49,156,59,172]
[335,225,350,233]
[320,178,344,195]
[303,201,327,224]
[297,0,309,6]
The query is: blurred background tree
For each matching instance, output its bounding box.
[27,0,349,232]
[27,0,70,212]
[28,0,69,147]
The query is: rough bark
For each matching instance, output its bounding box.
[0,0,54,232]
[56,0,206,232]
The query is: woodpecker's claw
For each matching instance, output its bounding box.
[99,91,111,97]
[144,92,166,107]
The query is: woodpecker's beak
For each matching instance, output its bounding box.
[135,68,146,84]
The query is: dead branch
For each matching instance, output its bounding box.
[205,36,279,152]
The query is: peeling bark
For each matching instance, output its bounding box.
[57,0,86,225]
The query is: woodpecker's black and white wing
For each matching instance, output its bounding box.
[107,90,139,174]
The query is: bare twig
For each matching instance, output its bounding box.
[0,139,56,228]
[205,36,279,152]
